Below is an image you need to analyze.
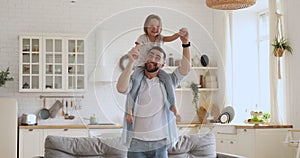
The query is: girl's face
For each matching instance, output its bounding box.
[146,18,161,37]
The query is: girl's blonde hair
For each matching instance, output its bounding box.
[143,14,162,35]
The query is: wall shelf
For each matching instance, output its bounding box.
[175,88,218,92]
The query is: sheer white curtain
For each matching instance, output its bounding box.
[269,0,286,125]
[225,12,233,108]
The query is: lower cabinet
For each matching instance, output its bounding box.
[88,128,122,138]
[18,128,89,158]
[212,126,292,158]
[177,126,199,136]
[19,128,44,158]
[216,138,237,154]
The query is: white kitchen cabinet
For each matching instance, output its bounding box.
[177,126,199,136]
[213,125,238,155]
[19,36,43,92]
[66,38,85,90]
[251,128,290,158]
[19,35,85,92]
[235,128,291,158]
[45,128,88,137]
[235,128,256,158]
[88,128,122,138]
[19,127,89,158]
[216,139,237,154]
[19,128,44,158]
[211,125,292,158]
[43,37,64,91]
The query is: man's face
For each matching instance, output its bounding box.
[144,49,164,73]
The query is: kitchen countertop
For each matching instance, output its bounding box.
[19,124,123,129]
[19,122,293,129]
[19,123,199,129]
[203,123,293,129]
[234,124,293,129]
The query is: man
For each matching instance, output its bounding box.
[117,29,190,158]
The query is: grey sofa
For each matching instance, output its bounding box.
[44,133,245,158]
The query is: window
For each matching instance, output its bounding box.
[257,11,271,113]
[228,10,270,123]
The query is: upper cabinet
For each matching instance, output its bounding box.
[19,35,85,92]
[19,36,43,91]
[44,37,64,91]
[67,39,85,90]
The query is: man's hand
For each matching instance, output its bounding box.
[117,48,138,93]
[128,47,139,63]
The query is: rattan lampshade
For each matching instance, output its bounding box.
[206,0,256,10]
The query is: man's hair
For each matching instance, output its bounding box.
[148,46,166,60]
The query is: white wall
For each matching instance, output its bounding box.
[285,0,300,129]
[0,0,226,125]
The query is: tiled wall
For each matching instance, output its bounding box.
[0,0,224,125]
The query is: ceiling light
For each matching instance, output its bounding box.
[206,0,256,10]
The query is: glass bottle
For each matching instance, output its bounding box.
[168,53,174,66]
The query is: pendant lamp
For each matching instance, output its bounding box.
[206,0,256,10]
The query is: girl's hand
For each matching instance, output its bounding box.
[170,105,181,122]
[175,113,182,122]
[179,28,189,43]
[178,28,188,37]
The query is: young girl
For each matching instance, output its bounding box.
[128,14,187,122]
[134,14,184,66]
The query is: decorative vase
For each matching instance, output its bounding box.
[197,106,207,124]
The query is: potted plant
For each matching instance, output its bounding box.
[272,36,293,57]
[262,112,271,124]
[190,82,199,113]
[190,82,207,123]
[0,67,14,87]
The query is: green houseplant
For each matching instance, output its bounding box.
[272,36,293,57]
[0,67,14,87]
[190,82,207,123]
[190,82,199,113]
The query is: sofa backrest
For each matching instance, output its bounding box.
[44,136,127,158]
[44,133,217,158]
[168,133,217,158]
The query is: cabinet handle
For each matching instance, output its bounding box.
[220,140,224,143]
[230,141,234,144]
[63,129,68,131]
[28,129,34,131]
[243,129,247,132]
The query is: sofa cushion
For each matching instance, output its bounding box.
[168,133,217,158]
[44,136,127,158]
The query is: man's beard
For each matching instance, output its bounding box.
[145,62,159,73]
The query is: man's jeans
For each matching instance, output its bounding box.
[127,138,168,158]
